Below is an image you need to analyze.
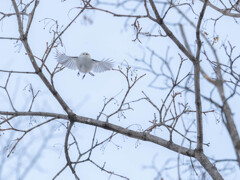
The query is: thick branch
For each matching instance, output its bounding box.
[195,0,208,151]
[0,110,194,157]
[176,5,240,165]
[195,151,224,180]
[11,0,84,118]
[147,0,223,179]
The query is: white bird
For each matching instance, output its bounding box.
[55,50,114,78]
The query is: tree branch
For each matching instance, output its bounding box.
[195,0,208,151]
[0,110,194,157]
[199,0,240,17]
[147,0,196,63]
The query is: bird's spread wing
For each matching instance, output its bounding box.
[92,59,114,73]
[55,50,78,70]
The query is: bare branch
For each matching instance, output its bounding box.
[194,0,208,151]
[0,110,195,157]
[199,0,240,17]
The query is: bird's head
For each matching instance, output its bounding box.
[80,52,91,58]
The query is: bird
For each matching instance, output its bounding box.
[55,50,114,79]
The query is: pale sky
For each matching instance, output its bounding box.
[1,0,240,179]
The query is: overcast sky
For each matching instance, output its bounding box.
[1,0,240,180]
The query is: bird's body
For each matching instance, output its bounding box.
[76,54,95,73]
[55,51,114,78]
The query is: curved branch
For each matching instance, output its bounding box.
[0,110,194,157]
[64,122,80,180]
[199,0,240,17]
[11,0,90,119]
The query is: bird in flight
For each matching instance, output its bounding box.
[55,50,114,79]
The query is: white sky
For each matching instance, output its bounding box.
[1,0,240,179]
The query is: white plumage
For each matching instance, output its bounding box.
[55,50,114,78]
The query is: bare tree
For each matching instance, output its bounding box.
[1,0,240,179]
